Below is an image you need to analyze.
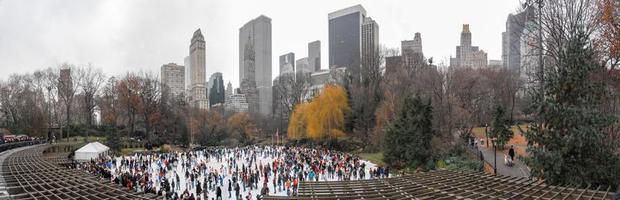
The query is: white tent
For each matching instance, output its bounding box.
[74,142,110,162]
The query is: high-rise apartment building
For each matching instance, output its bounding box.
[161,63,185,97]
[296,57,311,76]
[308,41,321,72]
[225,92,249,113]
[361,17,379,70]
[189,29,208,109]
[402,32,423,57]
[519,20,541,89]
[239,15,272,116]
[502,8,534,71]
[401,32,424,65]
[225,81,233,99]
[450,24,488,68]
[488,60,503,68]
[184,56,191,92]
[279,53,295,75]
[58,68,73,104]
[329,5,367,81]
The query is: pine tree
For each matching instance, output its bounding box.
[384,95,433,169]
[105,126,122,151]
[489,104,512,149]
[524,31,620,187]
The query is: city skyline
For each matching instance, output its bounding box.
[0,0,521,87]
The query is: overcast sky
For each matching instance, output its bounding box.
[0,0,521,88]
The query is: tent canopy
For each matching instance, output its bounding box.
[74,142,109,161]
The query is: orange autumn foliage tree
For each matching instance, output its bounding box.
[598,0,620,68]
[228,112,258,144]
[287,84,350,141]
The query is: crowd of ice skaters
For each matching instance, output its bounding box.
[78,146,390,200]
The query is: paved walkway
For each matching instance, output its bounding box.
[474,145,531,178]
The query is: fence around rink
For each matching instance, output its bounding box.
[0,139,46,153]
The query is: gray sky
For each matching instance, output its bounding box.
[0,0,521,88]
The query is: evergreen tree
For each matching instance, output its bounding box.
[488,104,512,149]
[524,31,620,187]
[105,126,122,152]
[384,95,433,169]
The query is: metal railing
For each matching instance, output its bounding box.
[0,139,46,153]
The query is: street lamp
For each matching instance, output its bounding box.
[47,86,52,143]
[493,138,497,175]
[485,123,489,148]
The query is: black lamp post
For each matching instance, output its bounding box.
[493,139,497,175]
[47,86,52,143]
[485,123,489,148]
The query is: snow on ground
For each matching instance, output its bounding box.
[109,146,380,200]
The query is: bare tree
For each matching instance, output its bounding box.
[273,72,313,133]
[117,73,141,137]
[348,46,384,144]
[57,64,79,138]
[77,65,105,128]
[0,74,48,136]
[43,67,60,129]
[100,76,119,127]
[137,72,161,142]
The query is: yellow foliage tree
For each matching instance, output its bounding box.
[287,103,308,140]
[287,84,350,141]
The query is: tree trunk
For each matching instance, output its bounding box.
[65,102,71,139]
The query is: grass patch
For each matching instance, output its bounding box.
[59,136,107,144]
[120,148,146,155]
[359,152,385,166]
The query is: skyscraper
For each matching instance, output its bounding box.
[189,29,208,109]
[225,93,249,113]
[401,32,424,65]
[161,63,185,97]
[279,52,295,75]
[502,8,534,71]
[225,81,233,99]
[308,40,321,72]
[296,57,311,78]
[208,72,225,107]
[450,24,488,68]
[328,5,366,80]
[519,19,541,89]
[239,15,272,116]
[401,32,423,56]
[184,56,191,92]
[361,17,379,67]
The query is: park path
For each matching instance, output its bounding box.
[475,145,531,178]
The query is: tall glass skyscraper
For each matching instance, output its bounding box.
[239,15,272,116]
[308,41,321,72]
[328,5,366,80]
